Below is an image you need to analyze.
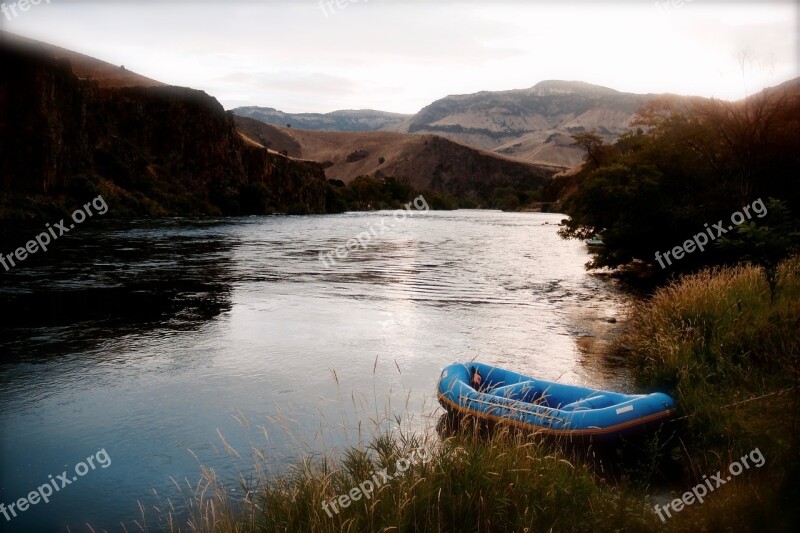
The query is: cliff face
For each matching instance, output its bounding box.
[0,36,327,218]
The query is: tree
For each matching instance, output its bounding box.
[560,89,800,273]
[718,198,800,302]
[571,131,607,168]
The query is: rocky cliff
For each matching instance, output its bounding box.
[0,34,328,219]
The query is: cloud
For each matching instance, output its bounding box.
[4,0,797,113]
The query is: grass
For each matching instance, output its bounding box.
[614,257,800,531]
[155,423,658,533]
[619,258,800,453]
[148,258,800,532]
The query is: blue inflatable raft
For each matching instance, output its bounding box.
[437,362,676,439]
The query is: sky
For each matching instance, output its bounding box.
[1,0,797,114]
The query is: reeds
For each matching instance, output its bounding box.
[162,422,660,532]
[619,259,800,450]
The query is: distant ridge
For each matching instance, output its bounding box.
[235,80,662,167]
[233,106,411,132]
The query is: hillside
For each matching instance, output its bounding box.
[233,107,411,132]
[236,81,662,167]
[234,116,303,157]
[398,80,655,167]
[2,32,165,89]
[233,119,565,201]
[0,33,328,219]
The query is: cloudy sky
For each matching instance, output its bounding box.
[2,0,797,113]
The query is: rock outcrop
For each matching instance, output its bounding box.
[0,34,328,219]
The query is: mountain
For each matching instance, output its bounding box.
[234,117,564,201]
[232,107,411,132]
[397,80,656,167]
[236,81,661,167]
[0,33,328,219]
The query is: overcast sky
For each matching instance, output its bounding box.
[2,0,797,113]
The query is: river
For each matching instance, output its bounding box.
[0,210,632,531]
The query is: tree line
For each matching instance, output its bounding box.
[558,89,800,283]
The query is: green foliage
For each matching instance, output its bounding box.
[428,193,459,210]
[718,199,800,301]
[319,175,551,213]
[621,259,800,454]
[613,260,800,530]
[489,186,520,211]
[571,131,612,168]
[560,95,800,272]
[287,202,309,215]
[322,175,444,212]
[324,184,348,214]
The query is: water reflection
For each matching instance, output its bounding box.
[0,211,633,531]
[0,220,234,362]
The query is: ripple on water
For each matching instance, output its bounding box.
[0,211,632,531]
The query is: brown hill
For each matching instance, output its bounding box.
[236,81,666,168]
[233,116,303,157]
[1,32,164,89]
[234,118,566,199]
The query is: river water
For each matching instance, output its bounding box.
[0,210,631,531]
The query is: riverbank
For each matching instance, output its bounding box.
[166,258,798,532]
